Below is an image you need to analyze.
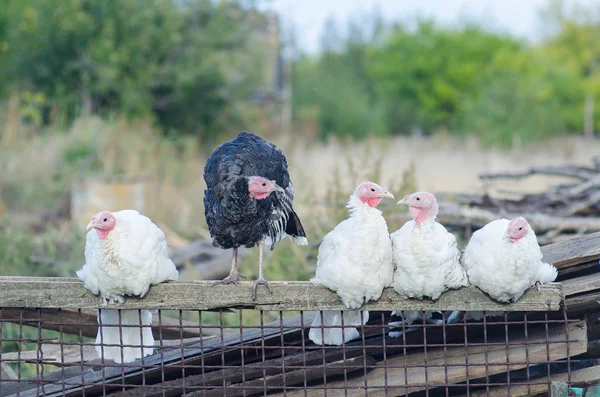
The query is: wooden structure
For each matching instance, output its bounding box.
[1,232,600,396]
[438,157,600,245]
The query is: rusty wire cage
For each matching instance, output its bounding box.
[0,276,592,397]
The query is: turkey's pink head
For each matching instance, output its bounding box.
[87,211,116,240]
[248,176,284,200]
[398,192,438,225]
[355,182,394,208]
[503,217,529,243]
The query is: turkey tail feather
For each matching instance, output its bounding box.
[96,309,154,364]
[287,210,307,245]
[308,310,367,346]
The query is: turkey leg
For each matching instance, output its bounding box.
[213,248,243,286]
[252,240,273,300]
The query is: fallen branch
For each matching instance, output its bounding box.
[479,165,598,181]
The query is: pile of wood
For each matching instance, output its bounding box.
[1,231,600,396]
[419,157,600,245]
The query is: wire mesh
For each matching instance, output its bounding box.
[0,305,583,396]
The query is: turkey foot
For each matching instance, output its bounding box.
[533,281,541,292]
[251,240,273,300]
[213,270,245,286]
[213,248,244,286]
[252,277,273,300]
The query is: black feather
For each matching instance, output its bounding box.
[203,132,307,250]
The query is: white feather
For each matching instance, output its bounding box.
[308,310,369,346]
[95,309,154,364]
[461,218,558,303]
[77,210,179,363]
[389,204,467,333]
[391,220,467,301]
[309,193,394,345]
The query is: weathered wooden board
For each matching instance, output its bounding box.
[457,365,600,397]
[562,272,600,297]
[541,231,600,269]
[0,277,563,312]
[565,291,600,314]
[270,320,587,397]
[0,307,218,339]
[196,356,378,397]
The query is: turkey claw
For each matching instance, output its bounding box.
[213,271,243,286]
[533,281,541,292]
[252,278,273,301]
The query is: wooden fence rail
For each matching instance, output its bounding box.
[2,229,597,313]
[0,277,562,312]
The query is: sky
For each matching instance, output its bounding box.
[260,0,595,53]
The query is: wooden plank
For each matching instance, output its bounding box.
[0,337,210,366]
[6,313,318,397]
[565,291,600,314]
[0,308,217,339]
[541,231,600,269]
[458,365,600,397]
[198,356,378,397]
[562,273,600,297]
[1,364,17,381]
[0,277,563,312]
[270,320,587,397]
[107,343,375,397]
[556,260,599,277]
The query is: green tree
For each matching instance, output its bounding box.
[461,48,581,147]
[368,20,522,135]
[292,11,387,140]
[540,0,600,137]
[1,0,264,138]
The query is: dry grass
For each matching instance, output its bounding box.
[1,116,600,281]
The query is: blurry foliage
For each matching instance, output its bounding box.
[291,2,600,147]
[0,0,599,146]
[369,22,523,133]
[0,217,85,277]
[0,0,265,141]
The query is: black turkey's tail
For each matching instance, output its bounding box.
[286,209,307,246]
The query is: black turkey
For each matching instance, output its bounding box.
[203,132,307,300]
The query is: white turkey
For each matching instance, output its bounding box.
[461,217,558,304]
[77,210,178,363]
[389,192,468,332]
[309,182,394,346]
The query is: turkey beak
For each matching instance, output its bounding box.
[397,196,409,205]
[381,190,394,199]
[86,220,97,230]
[271,183,284,194]
[502,230,511,240]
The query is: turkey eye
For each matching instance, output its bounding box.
[103,218,108,222]
[416,197,420,201]
[370,188,375,192]
[262,182,266,187]
[518,227,522,230]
